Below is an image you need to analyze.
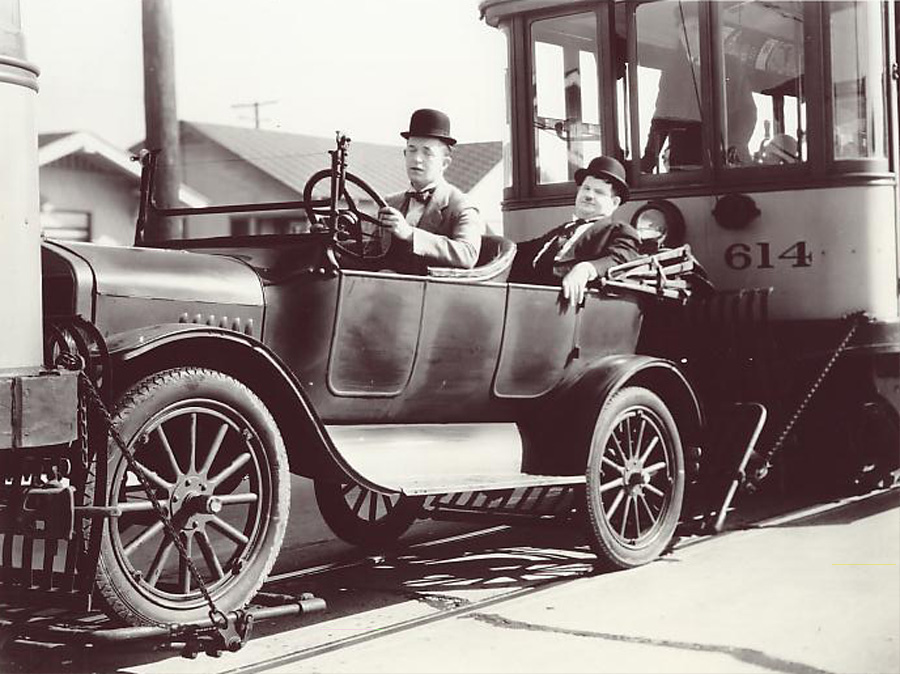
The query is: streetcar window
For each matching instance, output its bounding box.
[828,2,887,160]
[718,2,806,169]
[530,12,601,184]
[636,2,705,175]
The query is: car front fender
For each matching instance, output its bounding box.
[105,323,382,487]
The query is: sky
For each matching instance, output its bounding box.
[20,0,508,148]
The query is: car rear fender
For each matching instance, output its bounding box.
[521,354,703,474]
[106,324,380,487]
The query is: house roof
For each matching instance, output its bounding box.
[38,131,208,208]
[445,141,503,192]
[179,121,501,198]
[38,132,72,148]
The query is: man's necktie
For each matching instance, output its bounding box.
[533,218,585,269]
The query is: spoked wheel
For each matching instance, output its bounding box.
[584,386,685,570]
[302,169,389,260]
[90,367,289,626]
[314,481,424,550]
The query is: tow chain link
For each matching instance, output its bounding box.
[75,369,227,629]
[746,311,866,489]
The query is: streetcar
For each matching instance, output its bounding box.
[479,0,899,488]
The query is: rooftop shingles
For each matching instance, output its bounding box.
[182,121,501,198]
[446,141,503,192]
[182,121,408,197]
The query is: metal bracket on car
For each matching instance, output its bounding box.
[0,482,75,539]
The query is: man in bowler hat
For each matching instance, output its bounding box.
[378,108,485,270]
[510,156,639,305]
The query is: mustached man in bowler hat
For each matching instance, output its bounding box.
[509,156,640,306]
[378,108,485,270]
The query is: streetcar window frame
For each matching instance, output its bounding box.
[518,3,615,203]
[500,0,896,210]
[824,0,893,175]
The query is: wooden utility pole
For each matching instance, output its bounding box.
[142,0,183,240]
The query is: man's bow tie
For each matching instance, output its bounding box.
[406,188,435,204]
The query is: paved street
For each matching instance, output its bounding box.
[1,478,897,674]
[13,484,889,674]
[264,489,897,674]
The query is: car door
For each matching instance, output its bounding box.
[493,283,579,398]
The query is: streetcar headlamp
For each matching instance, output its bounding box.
[630,199,685,252]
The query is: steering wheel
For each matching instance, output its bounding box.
[303,169,390,260]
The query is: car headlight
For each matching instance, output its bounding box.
[630,199,686,251]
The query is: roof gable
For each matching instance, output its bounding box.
[38,131,208,207]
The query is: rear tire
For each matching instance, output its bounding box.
[90,367,289,626]
[315,481,423,550]
[584,386,685,569]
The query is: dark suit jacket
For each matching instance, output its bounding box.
[509,216,640,286]
[385,180,485,269]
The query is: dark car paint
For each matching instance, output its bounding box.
[41,234,698,487]
[104,323,387,491]
[42,239,265,338]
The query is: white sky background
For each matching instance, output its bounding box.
[21,0,508,148]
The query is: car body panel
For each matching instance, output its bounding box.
[42,240,265,339]
[42,233,674,488]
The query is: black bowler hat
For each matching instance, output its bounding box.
[574,156,629,202]
[401,108,457,146]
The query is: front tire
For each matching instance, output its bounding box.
[90,367,289,626]
[584,386,685,569]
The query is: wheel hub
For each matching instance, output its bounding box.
[169,474,216,529]
[622,457,649,496]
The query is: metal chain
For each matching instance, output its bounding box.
[78,373,91,478]
[79,373,226,625]
[55,352,91,479]
[750,311,866,484]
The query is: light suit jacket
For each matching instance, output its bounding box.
[385,180,484,269]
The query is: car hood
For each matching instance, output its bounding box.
[49,241,264,306]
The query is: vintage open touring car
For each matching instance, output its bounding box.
[22,0,900,644]
[17,133,718,630]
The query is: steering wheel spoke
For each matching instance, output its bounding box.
[303,169,389,260]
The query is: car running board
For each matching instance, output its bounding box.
[400,472,585,496]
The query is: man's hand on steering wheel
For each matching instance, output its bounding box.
[302,168,389,260]
[378,207,414,241]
